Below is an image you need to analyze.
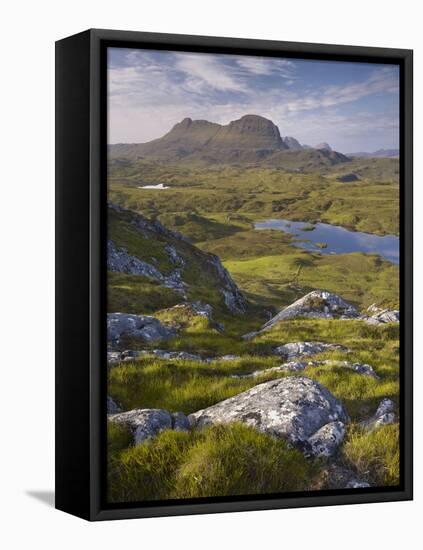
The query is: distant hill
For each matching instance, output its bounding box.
[282,136,303,150]
[109,114,350,168]
[262,148,350,171]
[347,149,399,159]
[314,142,332,151]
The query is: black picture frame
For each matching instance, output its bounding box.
[55,28,413,521]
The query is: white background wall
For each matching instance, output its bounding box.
[0,1,420,548]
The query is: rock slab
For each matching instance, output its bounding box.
[189,376,348,456]
[109,408,190,445]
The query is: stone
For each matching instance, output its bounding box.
[361,305,400,325]
[107,396,121,414]
[165,244,186,267]
[146,349,205,362]
[361,398,396,431]
[207,255,247,314]
[107,313,176,347]
[274,341,349,360]
[109,408,190,445]
[306,421,346,457]
[261,290,358,330]
[107,240,164,280]
[345,480,371,489]
[217,354,241,362]
[237,359,378,380]
[189,377,348,456]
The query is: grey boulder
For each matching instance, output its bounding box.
[362,398,396,431]
[189,376,348,456]
[306,421,346,458]
[107,313,176,346]
[109,408,190,445]
[275,341,350,360]
[360,304,400,325]
[261,290,358,329]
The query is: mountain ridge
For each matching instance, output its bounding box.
[109,114,351,167]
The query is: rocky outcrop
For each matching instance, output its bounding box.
[107,396,121,414]
[237,359,378,379]
[108,348,243,366]
[207,255,247,314]
[107,240,187,295]
[109,408,190,445]
[189,377,348,457]
[360,304,400,325]
[274,341,350,360]
[261,291,358,330]
[107,313,176,347]
[361,398,396,431]
[108,204,247,314]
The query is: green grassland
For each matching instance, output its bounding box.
[108,317,400,500]
[108,159,399,236]
[107,157,400,500]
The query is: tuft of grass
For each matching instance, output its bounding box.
[108,272,181,314]
[342,423,400,486]
[108,424,317,502]
[107,421,133,456]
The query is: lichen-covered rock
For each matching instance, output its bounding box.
[165,244,185,267]
[261,290,358,329]
[107,240,187,295]
[109,408,190,444]
[306,421,346,457]
[362,398,396,431]
[238,359,378,379]
[107,240,164,279]
[189,377,348,456]
[274,341,349,360]
[207,255,247,314]
[360,305,400,325]
[107,313,176,347]
[144,349,205,362]
[107,396,121,414]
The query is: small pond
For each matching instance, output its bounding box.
[254,219,399,265]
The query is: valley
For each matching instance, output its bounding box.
[107,115,400,503]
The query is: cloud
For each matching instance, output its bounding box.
[236,56,295,78]
[108,49,399,151]
[174,54,246,92]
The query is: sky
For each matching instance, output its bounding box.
[108,47,400,153]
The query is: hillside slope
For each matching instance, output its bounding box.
[107,204,247,317]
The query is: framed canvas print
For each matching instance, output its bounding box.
[55,29,413,521]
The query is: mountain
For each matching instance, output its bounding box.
[109,115,349,168]
[347,149,399,159]
[282,136,303,150]
[314,142,332,151]
[107,204,247,316]
[262,148,350,171]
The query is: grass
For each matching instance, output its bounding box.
[108,272,181,314]
[342,423,400,486]
[108,160,399,236]
[223,245,399,311]
[106,158,400,500]
[108,423,317,502]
